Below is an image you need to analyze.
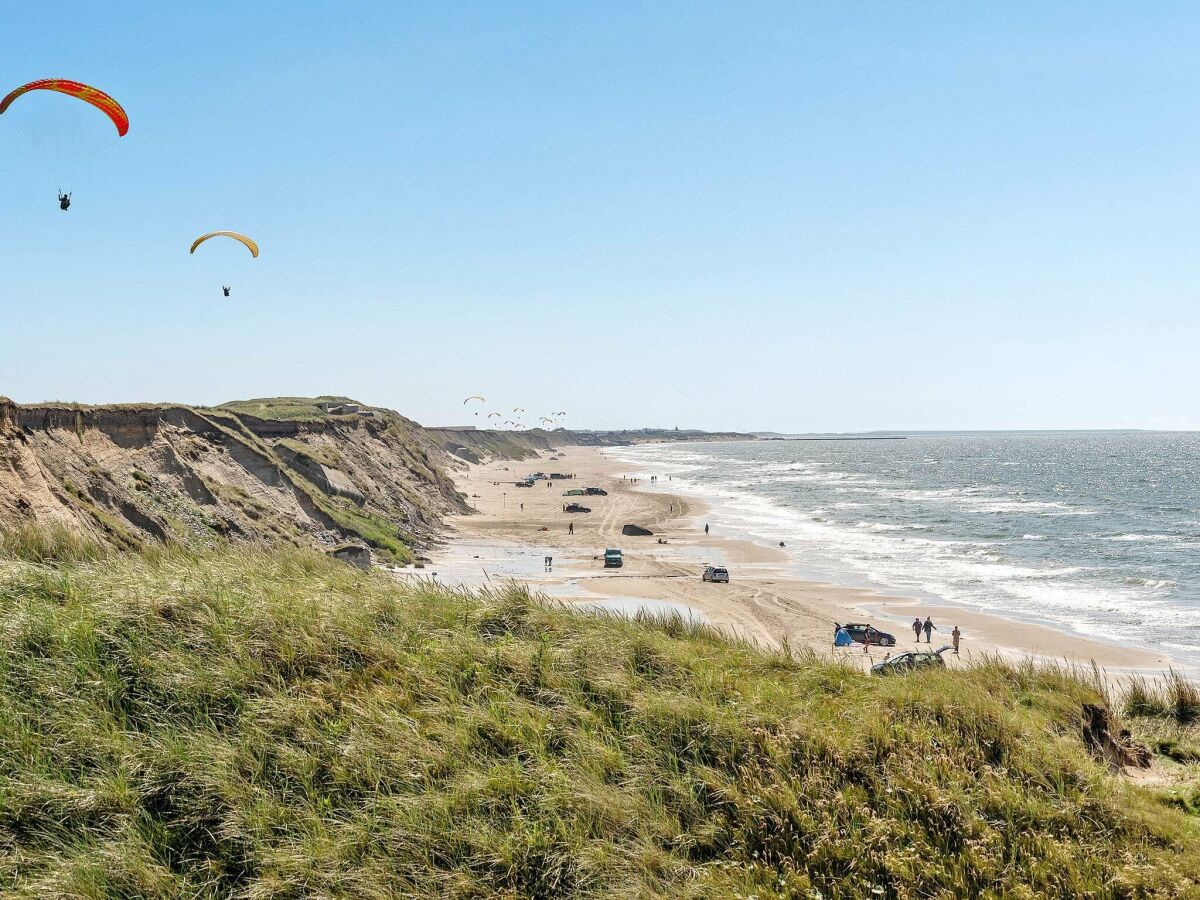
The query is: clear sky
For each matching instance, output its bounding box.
[1,2,1197,432]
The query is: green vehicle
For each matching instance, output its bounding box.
[604,548,623,568]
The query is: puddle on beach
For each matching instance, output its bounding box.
[401,539,597,598]
[567,597,709,623]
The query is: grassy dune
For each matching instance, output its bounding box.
[0,541,1197,898]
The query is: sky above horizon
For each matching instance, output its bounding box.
[2,2,1198,432]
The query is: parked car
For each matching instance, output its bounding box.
[564,503,591,513]
[515,480,534,488]
[562,489,586,496]
[604,548,623,568]
[583,487,608,496]
[702,566,729,583]
[839,622,896,647]
[871,649,948,676]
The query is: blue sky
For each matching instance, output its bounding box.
[1,2,1198,431]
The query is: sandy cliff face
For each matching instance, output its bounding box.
[0,399,468,559]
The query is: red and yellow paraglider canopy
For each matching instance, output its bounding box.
[0,79,129,136]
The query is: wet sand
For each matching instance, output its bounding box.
[419,445,1177,674]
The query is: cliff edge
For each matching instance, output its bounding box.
[0,396,466,562]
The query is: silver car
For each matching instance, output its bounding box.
[702,566,729,583]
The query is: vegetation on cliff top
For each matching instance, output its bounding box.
[1,536,1197,898]
[218,396,371,423]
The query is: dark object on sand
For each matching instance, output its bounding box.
[622,524,654,536]
[564,502,591,513]
[584,487,608,496]
[328,544,371,572]
[1082,704,1151,770]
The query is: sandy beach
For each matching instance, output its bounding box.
[424,444,1179,674]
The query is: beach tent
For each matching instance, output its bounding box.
[833,627,854,648]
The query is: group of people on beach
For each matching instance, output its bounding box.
[912,616,962,654]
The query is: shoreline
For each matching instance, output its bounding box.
[425,444,1182,675]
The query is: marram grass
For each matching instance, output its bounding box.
[0,542,1197,898]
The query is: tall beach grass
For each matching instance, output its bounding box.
[0,537,1197,897]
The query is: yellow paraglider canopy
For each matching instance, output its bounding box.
[190,231,259,258]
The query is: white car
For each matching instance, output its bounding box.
[702,566,729,583]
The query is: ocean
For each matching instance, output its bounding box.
[610,433,1200,665]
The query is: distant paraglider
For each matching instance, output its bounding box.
[57,191,71,211]
[487,412,502,419]
[464,396,485,416]
[513,407,525,413]
[190,232,258,297]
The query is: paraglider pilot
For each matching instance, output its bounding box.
[58,192,71,211]
[222,286,231,297]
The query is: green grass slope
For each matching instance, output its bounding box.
[217,396,365,423]
[1,542,1197,898]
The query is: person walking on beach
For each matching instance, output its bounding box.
[568,522,574,535]
[912,618,922,642]
[923,616,935,643]
[704,523,710,536]
[951,625,961,654]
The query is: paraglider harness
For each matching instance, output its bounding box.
[222,286,231,297]
[58,191,71,211]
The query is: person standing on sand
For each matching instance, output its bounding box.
[952,625,961,654]
[912,618,922,642]
[704,523,710,536]
[568,522,574,535]
[923,617,935,643]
